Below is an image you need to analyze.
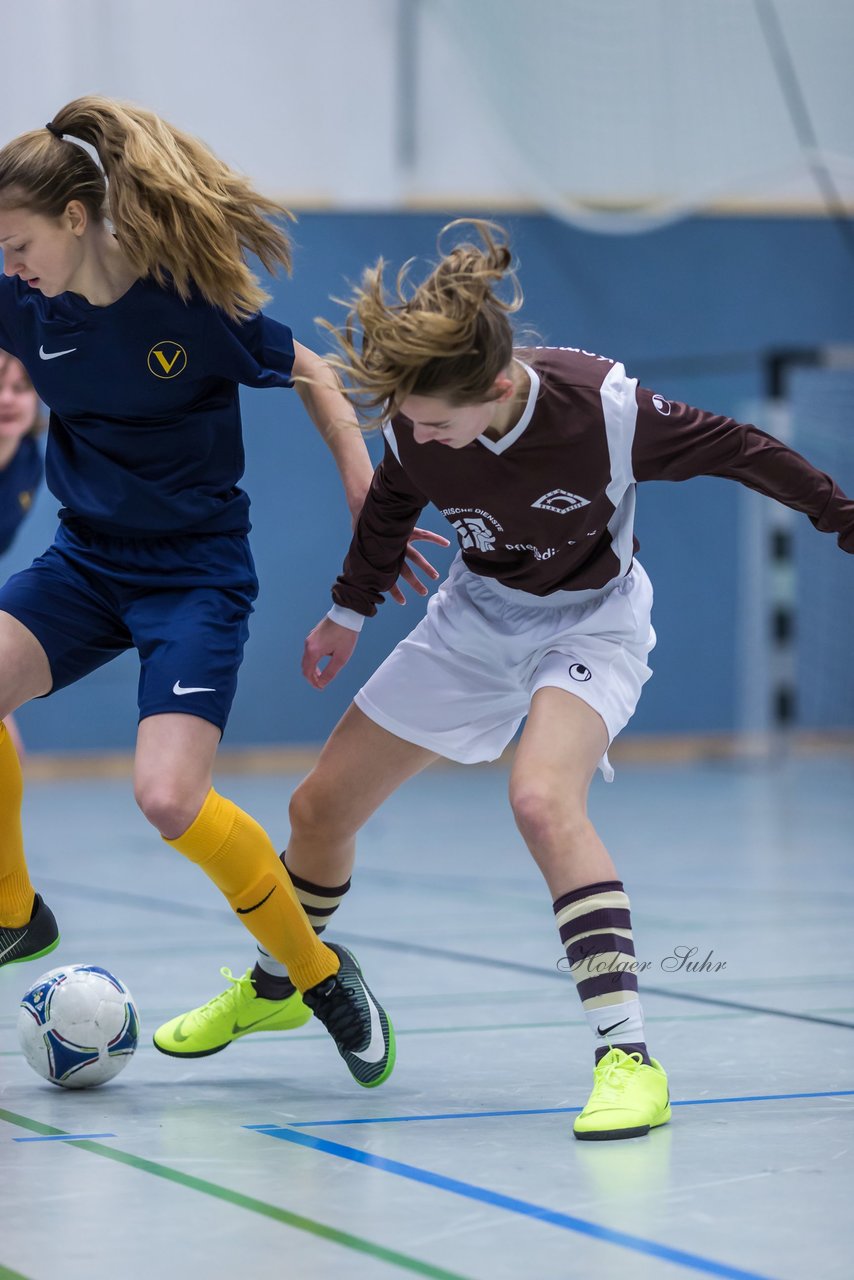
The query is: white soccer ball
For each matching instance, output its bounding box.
[17,964,140,1089]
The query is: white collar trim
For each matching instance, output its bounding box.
[477,362,540,455]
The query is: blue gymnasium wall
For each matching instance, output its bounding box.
[5,213,854,752]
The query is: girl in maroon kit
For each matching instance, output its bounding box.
[161,222,854,1139]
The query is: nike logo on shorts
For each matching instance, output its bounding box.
[173,681,216,695]
[596,1015,630,1037]
[39,345,77,360]
[236,886,277,915]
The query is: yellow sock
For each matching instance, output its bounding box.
[0,720,35,927]
[165,788,339,992]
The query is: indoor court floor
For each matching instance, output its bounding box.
[1,751,852,1280]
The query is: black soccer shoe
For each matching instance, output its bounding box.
[302,943,396,1087]
[0,894,60,967]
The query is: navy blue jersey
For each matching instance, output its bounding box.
[0,433,42,554]
[0,274,295,537]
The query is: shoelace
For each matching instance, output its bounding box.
[593,1050,644,1096]
[304,975,365,1051]
[194,967,249,1024]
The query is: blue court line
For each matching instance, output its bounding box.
[249,1087,854,1129]
[13,1132,117,1143]
[250,1126,780,1280]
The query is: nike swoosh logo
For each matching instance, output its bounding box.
[172,681,216,695]
[168,999,294,1044]
[232,1008,296,1036]
[0,931,26,961]
[39,345,77,360]
[596,1015,631,1037]
[236,885,277,915]
[349,988,386,1064]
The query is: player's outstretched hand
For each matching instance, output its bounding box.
[388,527,450,605]
[303,617,359,689]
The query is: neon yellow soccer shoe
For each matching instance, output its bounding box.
[153,967,311,1058]
[574,1047,671,1141]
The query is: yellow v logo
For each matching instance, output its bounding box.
[147,341,188,379]
[153,348,180,374]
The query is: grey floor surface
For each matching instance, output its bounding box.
[1,753,852,1280]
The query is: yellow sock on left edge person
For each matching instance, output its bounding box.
[0,719,34,927]
[0,720,60,965]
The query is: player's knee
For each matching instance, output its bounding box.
[289,774,354,842]
[135,779,203,840]
[509,781,588,851]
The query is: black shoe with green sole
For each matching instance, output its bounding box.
[0,894,60,968]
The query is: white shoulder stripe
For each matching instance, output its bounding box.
[382,421,401,463]
[600,362,639,575]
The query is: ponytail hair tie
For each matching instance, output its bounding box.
[45,122,64,140]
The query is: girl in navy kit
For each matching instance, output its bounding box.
[0,97,416,1087]
[160,221,854,1132]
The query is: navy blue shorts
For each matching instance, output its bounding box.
[0,523,258,732]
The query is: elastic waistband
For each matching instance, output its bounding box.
[456,558,632,610]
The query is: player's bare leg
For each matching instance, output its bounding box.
[511,687,670,1140]
[509,686,614,900]
[287,703,439,885]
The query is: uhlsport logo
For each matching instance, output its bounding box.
[147,340,188,379]
[531,489,590,514]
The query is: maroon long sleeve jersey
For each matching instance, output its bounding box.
[331,348,854,619]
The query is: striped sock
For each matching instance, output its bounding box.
[553,878,650,1064]
[253,855,351,999]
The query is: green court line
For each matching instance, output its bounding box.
[0,1108,472,1280]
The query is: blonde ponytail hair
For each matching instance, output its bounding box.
[0,96,294,320]
[320,220,523,423]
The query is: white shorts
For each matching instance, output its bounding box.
[354,556,655,781]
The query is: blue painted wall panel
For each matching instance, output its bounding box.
[4,214,852,749]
